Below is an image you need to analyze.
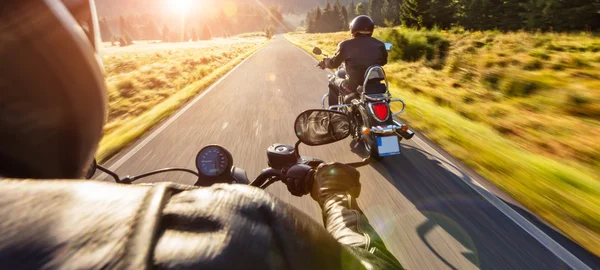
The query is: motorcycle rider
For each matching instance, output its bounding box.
[0,0,403,269]
[318,15,389,106]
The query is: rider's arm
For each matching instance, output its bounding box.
[312,163,404,269]
[325,42,347,69]
[380,42,389,66]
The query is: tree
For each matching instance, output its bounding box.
[162,24,170,42]
[348,1,357,20]
[123,31,133,45]
[382,0,400,26]
[191,28,198,41]
[333,0,346,31]
[314,7,323,32]
[355,2,367,16]
[306,9,316,33]
[428,0,455,29]
[368,0,384,25]
[141,19,161,40]
[266,25,276,39]
[340,6,349,30]
[99,18,113,42]
[199,24,212,40]
[400,0,421,27]
[119,36,127,47]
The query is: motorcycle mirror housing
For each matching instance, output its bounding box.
[312,47,322,55]
[85,159,97,179]
[294,109,350,146]
[384,42,393,51]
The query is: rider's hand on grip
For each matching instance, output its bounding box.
[317,59,327,70]
[311,163,361,204]
[283,164,315,197]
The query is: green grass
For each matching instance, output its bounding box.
[285,29,600,256]
[97,40,267,162]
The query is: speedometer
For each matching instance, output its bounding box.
[195,145,232,177]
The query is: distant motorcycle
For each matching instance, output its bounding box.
[313,44,414,160]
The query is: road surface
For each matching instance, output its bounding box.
[101,36,599,269]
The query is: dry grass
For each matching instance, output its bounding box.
[286,29,600,256]
[97,38,267,162]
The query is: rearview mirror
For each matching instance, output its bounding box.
[85,159,97,179]
[384,42,393,51]
[312,47,322,55]
[294,110,350,146]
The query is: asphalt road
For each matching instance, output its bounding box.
[102,36,598,269]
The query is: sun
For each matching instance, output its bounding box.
[169,0,192,14]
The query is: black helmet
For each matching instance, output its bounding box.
[350,15,375,37]
[0,0,106,178]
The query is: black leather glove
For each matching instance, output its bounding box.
[310,163,404,269]
[317,59,328,70]
[283,164,315,197]
[311,162,360,204]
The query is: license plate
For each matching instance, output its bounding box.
[377,136,401,156]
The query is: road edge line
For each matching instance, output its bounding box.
[285,36,591,270]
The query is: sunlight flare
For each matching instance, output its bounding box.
[168,0,192,15]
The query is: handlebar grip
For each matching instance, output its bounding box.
[284,164,314,197]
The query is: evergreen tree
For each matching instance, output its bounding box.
[382,0,400,26]
[368,0,384,25]
[191,28,198,41]
[355,2,367,16]
[333,0,346,31]
[162,24,170,42]
[99,18,113,42]
[347,1,356,20]
[428,0,455,29]
[400,0,421,27]
[323,2,334,32]
[306,9,316,33]
[199,24,212,40]
[340,6,349,30]
[315,7,323,32]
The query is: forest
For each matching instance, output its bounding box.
[305,0,600,33]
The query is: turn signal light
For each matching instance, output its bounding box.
[362,127,371,136]
[401,125,409,132]
[371,103,389,122]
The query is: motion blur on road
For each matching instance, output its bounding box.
[100,36,599,270]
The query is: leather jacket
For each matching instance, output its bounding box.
[0,179,403,269]
[325,36,388,91]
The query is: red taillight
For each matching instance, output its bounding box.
[371,103,389,122]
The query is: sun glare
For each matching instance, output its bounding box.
[169,0,192,14]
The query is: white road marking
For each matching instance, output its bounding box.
[290,39,591,270]
[99,46,265,177]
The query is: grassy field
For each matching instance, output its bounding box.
[97,38,266,162]
[286,29,600,256]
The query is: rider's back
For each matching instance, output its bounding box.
[339,36,388,89]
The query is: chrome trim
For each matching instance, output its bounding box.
[361,66,390,103]
[321,94,329,109]
[368,102,391,122]
[365,93,392,102]
[328,104,351,111]
[390,98,406,115]
[369,124,406,135]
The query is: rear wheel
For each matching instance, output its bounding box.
[364,134,382,161]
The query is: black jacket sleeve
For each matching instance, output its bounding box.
[326,42,347,69]
[380,43,389,66]
[0,180,404,270]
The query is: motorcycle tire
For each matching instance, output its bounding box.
[363,134,383,161]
